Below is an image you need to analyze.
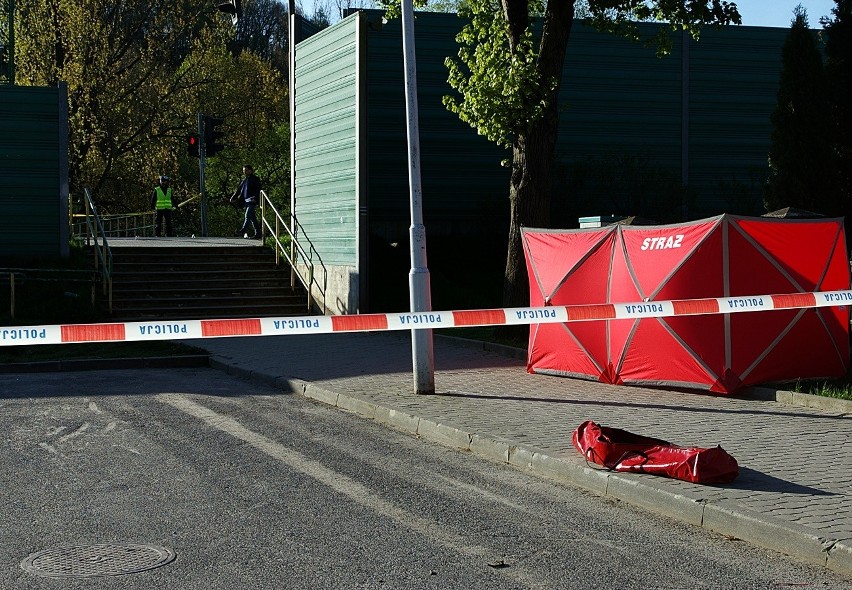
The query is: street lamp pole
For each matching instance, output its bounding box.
[197,112,208,237]
[288,0,296,253]
[401,0,435,395]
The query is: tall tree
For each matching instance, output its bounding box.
[15,0,227,203]
[175,36,289,205]
[822,0,852,222]
[382,0,740,308]
[14,0,289,222]
[232,0,290,74]
[764,5,833,215]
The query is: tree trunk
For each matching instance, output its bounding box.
[502,0,573,309]
[503,119,557,308]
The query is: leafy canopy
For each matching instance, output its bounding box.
[14,0,290,225]
[439,0,741,151]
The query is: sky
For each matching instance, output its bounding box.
[735,0,836,27]
[300,1,839,29]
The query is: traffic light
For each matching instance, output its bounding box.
[216,0,242,25]
[203,116,225,157]
[187,134,200,158]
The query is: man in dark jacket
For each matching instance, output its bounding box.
[233,165,261,239]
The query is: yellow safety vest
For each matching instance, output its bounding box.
[155,187,173,210]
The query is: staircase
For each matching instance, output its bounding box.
[107,244,311,320]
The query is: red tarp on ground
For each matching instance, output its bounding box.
[522,214,850,394]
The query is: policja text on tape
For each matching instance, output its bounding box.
[1,290,849,347]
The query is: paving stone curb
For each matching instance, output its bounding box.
[746,386,852,415]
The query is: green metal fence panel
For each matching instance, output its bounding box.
[687,25,788,217]
[554,22,685,223]
[0,84,68,259]
[295,14,359,267]
[556,22,786,222]
[363,11,508,245]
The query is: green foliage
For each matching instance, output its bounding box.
[16,0,222,199]
[14,0,290,230]
[442,1,742,155]
[585,0,741,57]
[374,0,429,20]
[431,1,744,308]
[426,0,463,12]
[231,0,289,73]
[822,0,852,223]
[791,374,852,401]
[764,6,835,215]
[175,41,290,218]
[444,0,552,148]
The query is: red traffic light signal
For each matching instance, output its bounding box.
[187,134,199,157]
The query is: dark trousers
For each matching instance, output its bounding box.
[239,203,260,236]
[155,209,173,237]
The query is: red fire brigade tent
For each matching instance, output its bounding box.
[522,214,850,394]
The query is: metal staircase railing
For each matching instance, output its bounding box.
[259,190,327,314]
[81,188,113,314]
[68,188,325,316]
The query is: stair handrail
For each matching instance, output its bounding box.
[259,190,327,313]
[82,187,113,314]
[291,213,327,271]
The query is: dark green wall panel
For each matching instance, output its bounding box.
[364,12,508,244]
[687,25,788,217]
[0,84,68,259]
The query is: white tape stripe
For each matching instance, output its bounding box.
[614,301,674,319]
[1,290,849,347]
[718,296,771,313]
[387,312,451,330]
[505,307,566,325]
[260,316,333,335]
[123,321,204,341]
[815,291,852,307]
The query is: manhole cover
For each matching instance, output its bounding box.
[21,543,176,578]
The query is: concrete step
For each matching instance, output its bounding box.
[104,243,313,321]
[109,302,308,321]
[111,284,298,296]
[113,293,305,308]
[112,261,281,273]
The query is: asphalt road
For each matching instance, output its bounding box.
[2,368,850,589]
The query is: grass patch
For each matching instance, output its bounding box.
[789,377,852,401]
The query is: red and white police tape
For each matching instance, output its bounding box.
[2,290,851,347]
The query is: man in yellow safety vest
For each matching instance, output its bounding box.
[150,175,176,237]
